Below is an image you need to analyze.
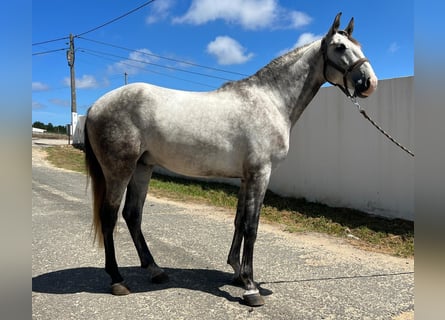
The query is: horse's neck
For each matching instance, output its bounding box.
[253,40,325,127]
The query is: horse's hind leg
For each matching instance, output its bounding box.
[122,162,168,284]
[101,179,131,295]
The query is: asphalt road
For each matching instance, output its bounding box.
[32,142,414,320]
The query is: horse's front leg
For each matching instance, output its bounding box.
[239,166,271,307]
[227,179,246,285]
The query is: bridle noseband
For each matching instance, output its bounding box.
[321,37,369,98]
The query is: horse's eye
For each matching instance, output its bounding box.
[335,44,346,52]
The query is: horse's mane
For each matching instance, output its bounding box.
[220,39,321,91]
[257,41,318,74]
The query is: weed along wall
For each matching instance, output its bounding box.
[77,76,414,221]
[269,76,414,221]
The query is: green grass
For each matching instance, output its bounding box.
[46,145,86,173]
[41,145,414,258]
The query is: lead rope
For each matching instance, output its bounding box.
[348,96,414,157]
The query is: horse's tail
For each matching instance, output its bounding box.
[84,117,105,247]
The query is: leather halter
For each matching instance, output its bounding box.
[321,37,370,98]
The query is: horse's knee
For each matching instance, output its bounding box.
[122,207,140,224]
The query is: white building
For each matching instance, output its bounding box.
[32,127,47,133]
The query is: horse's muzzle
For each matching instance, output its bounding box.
[355,76,377,98]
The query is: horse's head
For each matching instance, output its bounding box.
[321,13,378,98]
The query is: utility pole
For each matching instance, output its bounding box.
[124,72,128,85]
[66,34,77,142]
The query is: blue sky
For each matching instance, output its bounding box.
[32,0,413,126]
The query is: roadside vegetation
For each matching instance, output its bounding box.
[32,121,68,135]
[43,145,414,258]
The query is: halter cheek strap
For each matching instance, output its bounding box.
[321,38,369,98]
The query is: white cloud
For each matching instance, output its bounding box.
[288,11,312,28]
[146,0,174,24]
[64,74,98,89]
[207,36,254,65]
[107,49,157,75]
[32,101,45,109]
[294,32,323,48]
[32,82,49,91]
[388,42,400,53]
[278,32,323,56]
[174,0,311,30]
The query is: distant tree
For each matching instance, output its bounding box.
[32,121,68,134]
[46,122,54,132]
[55,125,67,134]
[32,121,46,129]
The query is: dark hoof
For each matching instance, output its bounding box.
[152,272,169,284]
[243,291,265,307]
[111,282,131,295]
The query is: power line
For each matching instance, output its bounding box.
[78,36,249,77]
[76,0,157,37]
[32,48,67,56]
[32,1,157,46]
[32,36,69,46]
[80,49,218,89]
[80,48,236,82]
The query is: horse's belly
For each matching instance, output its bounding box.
[146,140,245,179]
[158,152,243,178]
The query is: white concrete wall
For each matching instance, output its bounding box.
[269,77,414,220]
[73,115,86,145]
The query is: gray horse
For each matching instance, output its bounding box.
[84,13,377,307]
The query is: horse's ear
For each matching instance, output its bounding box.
[327,12,342,37]
[345,17,354,36]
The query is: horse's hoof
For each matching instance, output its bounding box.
[152,272,169,284]
[243,290,265,307]
[111,282,131,295]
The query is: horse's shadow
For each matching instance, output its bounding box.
[32,266,272,304]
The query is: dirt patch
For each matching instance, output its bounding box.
[392,311,414,320]
[32,144,74,173]
[32,146,51,167]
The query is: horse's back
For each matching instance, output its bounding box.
[88,82,240,125]
[86,83,248,177]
